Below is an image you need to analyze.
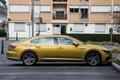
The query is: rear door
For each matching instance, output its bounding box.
[31,37,58,61]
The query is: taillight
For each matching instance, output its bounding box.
[8,45,16,49]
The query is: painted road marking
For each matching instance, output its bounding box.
[0,66,111,69]
[0,72,113,75]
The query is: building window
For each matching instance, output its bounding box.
[14,23,25,32]
[40,6,51,13]
[95,24,106,32]
[70,8,79,13]
[10,5,29,12]
[34,13,40,18]
[36,24,46,32]
[80,0,88,2]
[114,6,120,13]
[91,6,111,13]
[73,24,84,32]
[53,8,67,19]
[53,24,61,34]
[80,8,88,19]
[34,6,40,13]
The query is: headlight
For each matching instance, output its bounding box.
[102,50,112,56]
[102,50,110,53]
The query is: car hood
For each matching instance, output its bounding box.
[78,44,108,50]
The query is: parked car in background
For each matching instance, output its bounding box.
[7,35,112,66]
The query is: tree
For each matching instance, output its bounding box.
[113,6,120,33]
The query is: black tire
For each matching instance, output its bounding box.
[21,52,37,66]
[86,52,101,66]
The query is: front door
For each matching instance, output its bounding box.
[61,25,66,35]
[56,37,82,61]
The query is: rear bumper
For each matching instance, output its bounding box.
[7,51,21,61]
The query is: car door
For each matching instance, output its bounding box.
[32,37,58,61]
[56,37,82,61]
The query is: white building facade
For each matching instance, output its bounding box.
[8,0,120,39]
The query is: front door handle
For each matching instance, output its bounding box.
[36,46,41,48]
[58,47,63,49]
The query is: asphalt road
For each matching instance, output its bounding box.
[0,60,120,80]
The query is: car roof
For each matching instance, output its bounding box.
[30,35,71,40]
[33,35,70,38]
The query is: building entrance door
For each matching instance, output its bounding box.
[53,24,66,35]
[61,25,66,35]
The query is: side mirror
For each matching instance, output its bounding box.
[73,41,79,47]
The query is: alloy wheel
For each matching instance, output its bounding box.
[22,52,37,66]
[86,52,101,66]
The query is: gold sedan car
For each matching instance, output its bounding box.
[7,35,112,66]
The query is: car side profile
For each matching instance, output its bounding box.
[7,35,112,66]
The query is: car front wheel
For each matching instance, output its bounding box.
[21,52,37,66]
[86,52,101,66]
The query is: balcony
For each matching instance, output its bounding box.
[53,13,67,20]
[53,0,67,2]
[53,0,67,4]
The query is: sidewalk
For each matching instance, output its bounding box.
[112,53,120,72]
[0,54,7,64]
[112,62,120,71]
[0,37,6,40]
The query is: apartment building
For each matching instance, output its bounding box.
[0,0,7,30]
[8,0,120,39]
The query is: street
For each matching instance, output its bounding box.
[0,60,120,80]
[0,40,120,80]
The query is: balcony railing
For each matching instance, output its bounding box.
[53,13,67,20]
[53,0,67,2]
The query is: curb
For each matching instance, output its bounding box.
[112,62,120,71]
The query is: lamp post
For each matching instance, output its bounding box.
[31,0,34,37]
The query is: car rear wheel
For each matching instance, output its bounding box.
[21,52,37,66]
[86,52,101,66]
